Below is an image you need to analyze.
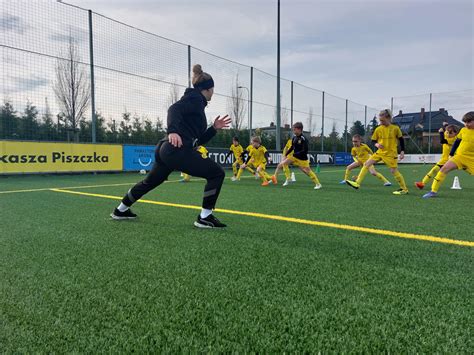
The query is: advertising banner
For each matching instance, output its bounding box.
[0,141,123,174]
[123,145,156,171]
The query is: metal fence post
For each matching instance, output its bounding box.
[321,91,325,152]
[276,0,281,150]
[88,10,96,143]
[187,45,191,88]
[364,105,367,131]
[249,67,253,142]
[344,99,348,152]
[428,93,432,154]
[290,81,294,127]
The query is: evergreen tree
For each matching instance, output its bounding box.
[20,101,39,140]
[349,120,366,137]
[0,101,19,139]
[40,98,56,141]
[118,110,132,143]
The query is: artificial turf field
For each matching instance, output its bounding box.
[1,164,472,352]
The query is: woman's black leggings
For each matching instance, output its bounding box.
[121,141,225,210]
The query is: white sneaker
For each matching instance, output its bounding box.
[384,182,392,186]
[231,176,237,181]
[314,184,322,190]
[283,180,289,186]
[291,172,296,182]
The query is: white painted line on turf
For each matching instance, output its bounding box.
[0,168,348,194]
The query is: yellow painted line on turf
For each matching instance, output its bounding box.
[50,188,474,247]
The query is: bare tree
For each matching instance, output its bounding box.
[227,74,245,130]
[53,35,90,142]
[166,79,181,108]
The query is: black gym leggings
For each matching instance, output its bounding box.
[121,141,225,210]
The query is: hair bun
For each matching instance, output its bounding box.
[192,64,203,75]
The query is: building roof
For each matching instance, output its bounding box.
[392,109,462,134]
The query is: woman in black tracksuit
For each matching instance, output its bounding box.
[111,64,231,228]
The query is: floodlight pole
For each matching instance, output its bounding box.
[276,0,281,150]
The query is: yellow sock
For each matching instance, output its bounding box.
[259,170,268,182]
[422,165,440,184]
[375,172,390,184]
[236,168,244,180]
[393,171,408,191]
[308,170,320,185]
[283,165,291,180]
[356,166,369,185]
[431,171,447,193]
[232,162,238,176]
[344,169,350,180]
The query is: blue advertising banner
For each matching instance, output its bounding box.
[123,145,156,171]
[334,152,353,166]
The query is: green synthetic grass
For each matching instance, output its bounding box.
[1,165,473,352]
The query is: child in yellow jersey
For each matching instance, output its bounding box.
[239,136,273,186]
[281,137,296,186]
[180,146,208,182]
[225,136,255,181]
[415,123,459,189]
[271,122,322,189]
[346,109,408,195]
[339,134,391,186]
[423,112,474,198]
[244,144,259,179]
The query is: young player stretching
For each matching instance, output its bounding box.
[339,134,391,186]
[224,137,254,181]
[415,123,459,189]
[423,111,474,198]
[346,109,408,195]
[281,136,296,186]
[239,136,273,186]
[271,122,322,189]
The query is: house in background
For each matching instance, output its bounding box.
[392,108,462,148]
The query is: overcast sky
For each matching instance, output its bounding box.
[66,0,473,109]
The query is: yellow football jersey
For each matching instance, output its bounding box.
[351,143,373,162]
[371,124,403,157]
[250,145,268,164]
[230,144,244,159]
[441,132,458,160]
[455,127,474,158]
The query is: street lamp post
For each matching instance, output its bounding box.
[238,86,251,143]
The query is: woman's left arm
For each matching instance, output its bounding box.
[198,115,231,145]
